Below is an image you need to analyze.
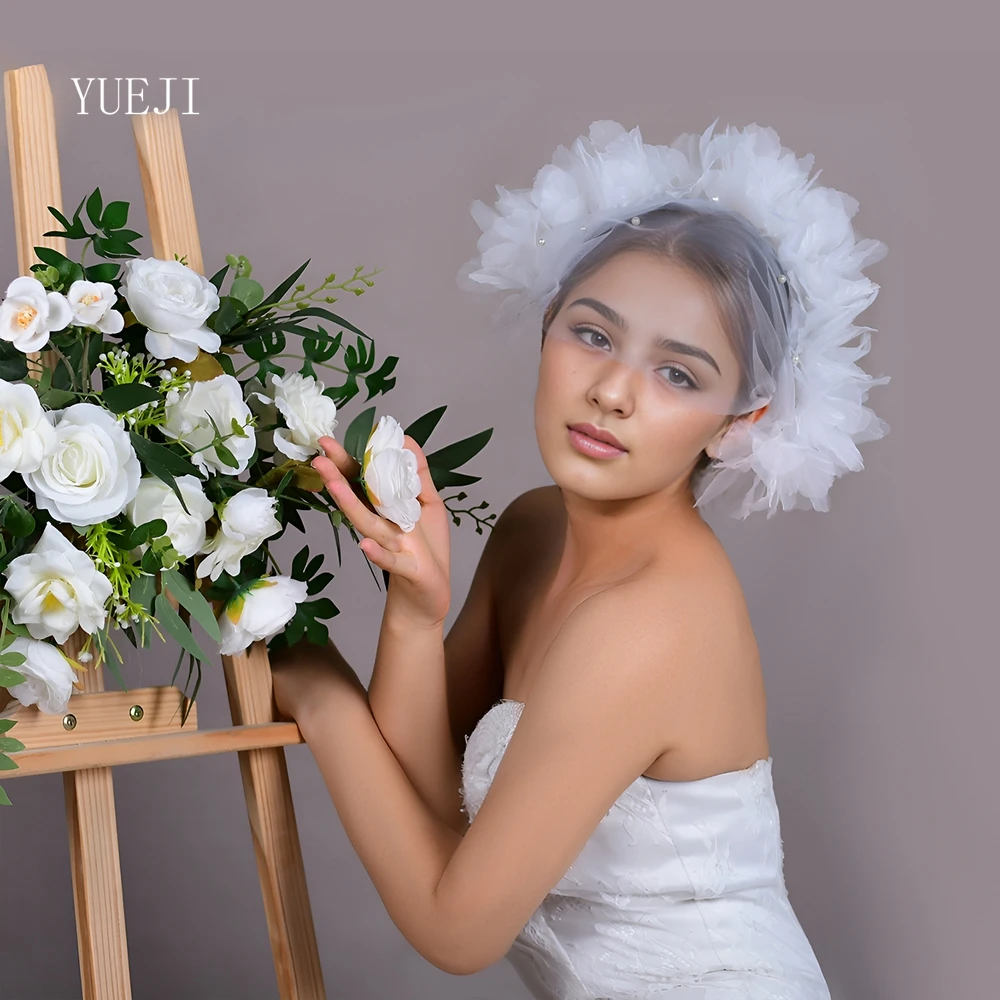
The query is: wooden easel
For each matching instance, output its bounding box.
[2,64,326,999]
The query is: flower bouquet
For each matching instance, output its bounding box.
[0,188,495,805]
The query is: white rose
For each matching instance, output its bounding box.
[0,379,56,481]
[65,279,124,334]
[218,575,308,655]
[23,402,141,526]
[361,415,422,533]
[126,475,213,559]
[196,488,281,582]
[3,523,112,643]
[252,372,338,461]
[1,637,79,715]
[162,375,255,476]
[121,257,221,362]
[0,275,72,353]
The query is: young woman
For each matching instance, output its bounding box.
[269,121,889,999]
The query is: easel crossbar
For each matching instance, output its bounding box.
[6,722,304,777]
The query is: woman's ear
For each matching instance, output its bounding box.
[705,404,769,459]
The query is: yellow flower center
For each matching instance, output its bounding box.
[16,306,37,328]
[42,591,65,613]
[80,292,101,306]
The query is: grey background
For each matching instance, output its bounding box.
[1,8,996,1000]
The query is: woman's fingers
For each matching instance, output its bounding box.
[401,435,442,507]
[317,435,361,479]
[316,465,402,553]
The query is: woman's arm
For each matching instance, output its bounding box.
[311,434,500,835]
[277,577,688,976]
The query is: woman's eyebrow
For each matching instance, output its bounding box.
[567,296,722,376]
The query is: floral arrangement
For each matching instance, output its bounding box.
[0,189,495,805]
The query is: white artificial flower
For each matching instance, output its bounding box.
[161,375,255,476]
[245,376,278,452]
[120,257,221,362]
[126,474,213,559]
[65,279,124,334]
[196,487,281,582]
[3,523,112,643]
[1,636,79,715]
[0,379,56,481]
[23,402,141,526]
[361,415,422,533]
[217,575,308,655]
[252,372,338,461]
[0,275,72,353]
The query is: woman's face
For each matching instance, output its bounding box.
[534,249,747,503]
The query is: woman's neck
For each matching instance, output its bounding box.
[550,483,707,591]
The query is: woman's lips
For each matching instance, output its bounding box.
[567,427,627,459]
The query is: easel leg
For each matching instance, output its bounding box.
[62,631,132,1000]
[64,766,131,1000]
[224,644,326,999]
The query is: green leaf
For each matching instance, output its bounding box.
[129,433,200,515]
[208,263,229,292]
[343,405,377,464]
[0,340,28,381]
[424,427,493,471]
[85,262,121,282]
[213,441,239,469]
[0,736,25,753]
[0,781,11,804]
[162,568,222,642]
[37,386,77,409]
[0,719,17,733]
[127,518,168,548]
[33,246,72,269]
[92,235,140,258]
[86,188,104,228]
[257,260,310,311]
[141,545,163,574]
[103,382,161,414]
[230,277,264,310]
[0,667,27,686]
[291,545,311,580]
[154,592,212,664]
[0,756,20,772]
[209,296,247,337]
[0,651,26,667]
[101,200,129,229]
[2,498,35,538]
[404,406,447,448]
[130,574,157,614]
[428,468,481,489]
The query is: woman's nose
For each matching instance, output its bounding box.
[587,358,638,416]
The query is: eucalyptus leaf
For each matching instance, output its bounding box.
[154,592,212,664]
[230,277,265,309]
[162,568,222,642]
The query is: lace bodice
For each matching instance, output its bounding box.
[460,699,833,1000]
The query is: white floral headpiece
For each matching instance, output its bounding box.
[456,119,891,519]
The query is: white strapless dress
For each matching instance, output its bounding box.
[460,699,833,1000]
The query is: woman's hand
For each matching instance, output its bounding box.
[312,434,451,630]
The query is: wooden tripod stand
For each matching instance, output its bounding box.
[2,63,326,1000]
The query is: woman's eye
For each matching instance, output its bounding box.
[658,365,697,389]
[572,325,611,350]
